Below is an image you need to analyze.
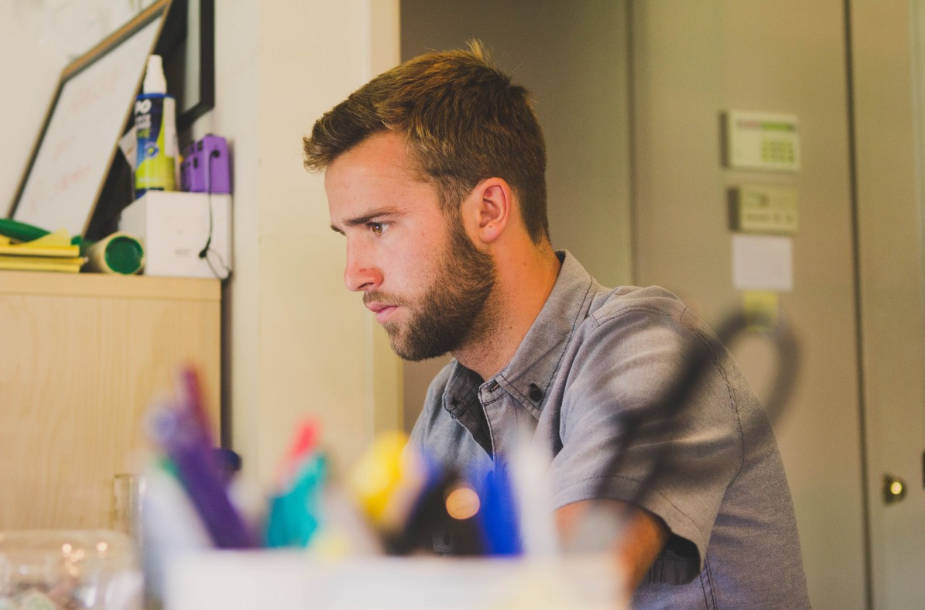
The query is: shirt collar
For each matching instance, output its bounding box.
[445,251,598,419]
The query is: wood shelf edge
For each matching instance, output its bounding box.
[0,270,221,301]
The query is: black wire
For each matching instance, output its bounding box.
[595,309,800,508]
[205,246,232,281]
[197,147,231,281]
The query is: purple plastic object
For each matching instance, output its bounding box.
[181,134,231,194]
[146,366,258,549]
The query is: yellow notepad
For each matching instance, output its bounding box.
[0,229,80,258]
[0,255,84,273]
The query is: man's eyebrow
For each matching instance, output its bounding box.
[330,207,401,233]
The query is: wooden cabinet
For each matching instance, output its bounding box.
[0,271,221,530]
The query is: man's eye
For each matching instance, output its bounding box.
[369,222,387,235]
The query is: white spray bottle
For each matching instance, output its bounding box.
[134,55,178,198]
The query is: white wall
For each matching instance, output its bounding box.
[194,0,402,485]
[0,4,65,216]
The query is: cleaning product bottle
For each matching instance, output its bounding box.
[134,55,178,198]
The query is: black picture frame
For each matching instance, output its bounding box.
[159,0,215,132]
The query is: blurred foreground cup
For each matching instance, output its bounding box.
[0,530,143,610]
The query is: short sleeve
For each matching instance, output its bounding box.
[549,307,743,581]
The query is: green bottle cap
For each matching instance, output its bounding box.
[103,236,144,274]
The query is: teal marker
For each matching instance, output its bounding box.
[266,453,327,548]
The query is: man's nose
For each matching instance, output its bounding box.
[343,242,382,292]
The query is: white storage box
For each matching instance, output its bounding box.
[119,191,232,279]
[165,553,624,610]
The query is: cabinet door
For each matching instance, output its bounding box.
[0,272,220,529]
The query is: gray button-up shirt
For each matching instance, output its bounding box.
[410,252,810,610]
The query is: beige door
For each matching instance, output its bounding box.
[631,2,868,609]
[852,2,925,609]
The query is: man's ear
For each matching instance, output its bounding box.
[465,177,512,244]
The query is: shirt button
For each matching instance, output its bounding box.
[486,380,499,392]
[528,383,544,402]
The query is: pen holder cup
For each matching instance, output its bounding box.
[0,530,143,610]
[165,552,625,610]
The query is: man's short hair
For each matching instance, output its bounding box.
[304,41,549,244]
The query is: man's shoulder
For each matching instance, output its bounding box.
[553,253,695,334]
[568,284,715,359]
[587,284,693,328]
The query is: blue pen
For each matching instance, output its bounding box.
[477,464,523,556]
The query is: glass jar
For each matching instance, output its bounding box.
[0,530,142,610]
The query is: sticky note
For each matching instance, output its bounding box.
[732,234,793,292]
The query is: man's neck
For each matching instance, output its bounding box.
[454,244,561,381]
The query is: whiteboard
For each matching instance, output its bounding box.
[11,4,167,237]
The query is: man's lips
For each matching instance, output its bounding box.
[366,302,399,323]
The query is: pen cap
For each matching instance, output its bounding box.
[347,432,426,531]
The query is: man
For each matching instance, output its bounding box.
[304,43,810,609]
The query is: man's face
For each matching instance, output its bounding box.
[325,132,496,361]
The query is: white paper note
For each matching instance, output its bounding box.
[732,234,793,292]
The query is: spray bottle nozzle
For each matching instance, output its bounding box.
[143,55,167,95]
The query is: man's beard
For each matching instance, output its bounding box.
[365,218,496,361]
